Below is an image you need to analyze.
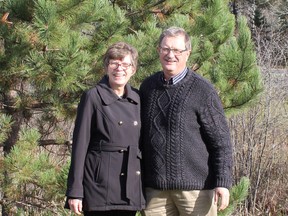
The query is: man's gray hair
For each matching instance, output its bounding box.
[158,27,191,50]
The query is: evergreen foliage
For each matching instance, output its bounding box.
[214,16,263,112]
[0,114,12,144]
[3,127,68,215]
[0,0,261,214]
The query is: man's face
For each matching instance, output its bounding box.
[158,35,190,79]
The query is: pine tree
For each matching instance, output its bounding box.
[0,0,261,214]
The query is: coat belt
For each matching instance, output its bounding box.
[89,141,141,201]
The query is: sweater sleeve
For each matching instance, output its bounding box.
[200,91,233,189]
[66,90,95,198]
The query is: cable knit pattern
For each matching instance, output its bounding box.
[140,69,232,190]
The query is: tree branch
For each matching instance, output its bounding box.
[39,139,72,147]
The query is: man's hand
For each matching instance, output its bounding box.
[68,198,83,215]
[214,187,230,211]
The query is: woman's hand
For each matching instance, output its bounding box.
[68,198,83,215]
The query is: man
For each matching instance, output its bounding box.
[140,26,233,216]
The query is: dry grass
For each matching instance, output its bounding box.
[230,68,288,215]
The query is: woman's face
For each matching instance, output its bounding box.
[107,55,135,89]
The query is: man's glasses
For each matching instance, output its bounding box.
[109,62,132,70]
[159,47,187,56]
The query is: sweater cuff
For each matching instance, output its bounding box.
[215,177,232,189]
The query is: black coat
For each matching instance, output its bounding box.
[66,76,145,211]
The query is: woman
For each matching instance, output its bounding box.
[65,42,145,216]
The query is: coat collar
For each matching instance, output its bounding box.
[97,75,139,105]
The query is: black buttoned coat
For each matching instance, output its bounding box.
[66,76,145,211]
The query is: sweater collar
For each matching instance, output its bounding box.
[97,75,139,105]
[161,67,188,85]
[157,68,193,87]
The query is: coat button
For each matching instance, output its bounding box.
[118,121,123,125]
[133,121,138,126]
[120,173,125,176]
[136,171,141,175]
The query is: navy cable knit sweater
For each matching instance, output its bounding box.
[140,69,233,190]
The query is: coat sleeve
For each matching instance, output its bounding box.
[66,90,96,198]
[199,91,233,189]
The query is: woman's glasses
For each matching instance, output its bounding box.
[109,62,132,70]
